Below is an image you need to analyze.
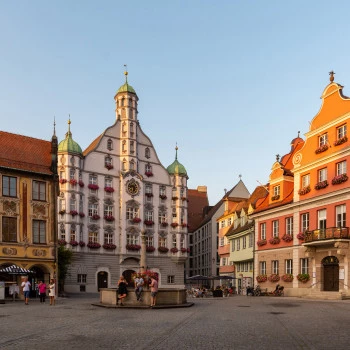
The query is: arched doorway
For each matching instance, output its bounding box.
[322,256,339,291]
[123,270,136,285]
[97,271,108,291]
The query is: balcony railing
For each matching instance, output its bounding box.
[304,227,350,242]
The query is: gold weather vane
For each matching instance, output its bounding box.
[329,70,335,83]
[124,64,128,83]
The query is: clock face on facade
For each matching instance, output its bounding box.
[127,180,140,196]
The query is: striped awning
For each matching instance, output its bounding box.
[0,265,35,275]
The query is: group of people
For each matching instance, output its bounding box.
[21,277,56,305]
[117,275,158,307]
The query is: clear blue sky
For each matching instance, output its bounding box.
[1,1,350,205]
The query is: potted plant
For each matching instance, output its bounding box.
[269,237,280,245]
[69,179,77,186]
[256,274,267,283]
[70,210,78,216]
[79,212,85,218]
[257,239,267,247]
[88,184,99,190]
[145,193,153,197]
[297,232,305,240]
[59,209,66,215]
[297,273,310,283]
[298,185,311,195]
[281,234,293,242]
[181,223,187,227]
[334,135,348,146]
[104,186,115,193]
[105,164,113,170]
[315,180,328,190]
[271,194,280,201]
[69,240,79,247]
[59,178,67,184]
[132,217,141,223]
[172,196,178,200]
[315,144,329,154]
[144,220,154,226]
[126,244,141,251]
[158,246,169,253]
[146,246,155,252]
[104,215,115,222]
[87,242,101,249]
[181,247,188,253]
[171,222,178,228]
[268,274,280,282]
[79,241,86,247]
[170,247,179,253]
[91,214,100,220]
[281,273,294,282]
[160,222,168,227]
[58,239,67,246]
[78,180,85,187]
[145,171,153,177]
[332,173,348,185]
[103,243,116,250]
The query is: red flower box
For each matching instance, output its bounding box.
[159,195,167,200]
[281,234,293,242]
[69,240,79,246]
[160,222,168,227]
[158,246,169,253]
[146,246,155,252]
[126,244,141,251]
[79,212,85,218]
[58,239,67,246]
[315,180,328,190]
[88,184,99,190]
[91,214,100,220]
[297,232,305,240]
[104,215,115,222]
[144,220,154,226]
[104,187,115,193]
[145,171,153,177]
[69,179,77,186]
[132,217,141,223]
[268,274,280,282]
[257,239,267,247]
[70,210,78,216]
[256,274,267,283]
[87,242,101,249]
[79,241,86,247]
[170,247,179,253]
[269,237,280,245]
[334,136,348,146]
[105,164,114,170]
[332,174,348,185]
[103,243,116,250]
[78,181,85,187]
[298,185,311,195]
[171,223,178,228]
[315,144,329,154]
[59,179,67,184]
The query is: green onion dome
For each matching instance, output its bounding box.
[58,120,82,155]
[116,71,136,94]
[167,146,187,176]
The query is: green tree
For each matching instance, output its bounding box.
[58,245,73,294]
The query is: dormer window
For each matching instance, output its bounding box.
[273,185,280,196]
[105,156,113,170]
[145,164,153,177]
[145,147,151,159]
[107,139,113,151]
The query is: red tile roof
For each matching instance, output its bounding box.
[0,131,53,175]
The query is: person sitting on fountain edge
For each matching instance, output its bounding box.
[134,275,144,302]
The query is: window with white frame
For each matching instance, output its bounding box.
[105,156,112,168]
[167,275,175,284]
[273,185,280,196]
[319,133,328,147]
[242,236,246,249]
[77,274,87,283]
[70,168,75,180]
[145,164,152,174]
[89,174,97,185]
[336,160,347,175]
[88,232,98,243]
[172,234,177,248]
[301,174,310,188]
[272,260,279,274]
[70,198,76,212]
[272,220,279,237]
[285,259,293,274]
[126,206,139,219]
[249,233,253,247]
[127,234,138,245]
[220,237,225,247]
[33,181,46,201]
[301,213,309,232]
[159,236,167,247]
[145,210,153,222]
[104,232,113,244]
[318,168,327,182]
[300,258,309,274]
[337,124,347,139]
[222,257,228,266]
[104,204,113,217]
[107,139,113,151]
[260,223,266,240]
[259,261,266,275]
[88,203,98,217]
[70,227,76,241]
[221,220,225,228]
[146,236,154,247]
[172,208,177,218]
[60,225,65,240]
[286,217,293,235]
[336,204,346,228]
[159,186,166,197]
[231,240,235,252]
[180,236,185,249]
[318,209,327,230]
[228,217,232,226]
[105,177,112,188]
[237,239,240,251]
[158,212,167,224]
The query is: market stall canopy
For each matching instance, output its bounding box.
[186,275,210,280]
[0,265,35,275]
[210,275,236,280]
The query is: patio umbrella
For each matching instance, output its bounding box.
[0,264,35,275]
[187,275,209,280]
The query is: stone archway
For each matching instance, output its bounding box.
[322,256,339,291]
[97,271,108,291]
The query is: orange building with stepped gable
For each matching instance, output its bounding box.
[251,72,350,299]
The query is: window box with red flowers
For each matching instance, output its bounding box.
[297,273,310,283]
[181,223,188,228]
[160,222,168,227]
[257,239,267,247]
[159,194,167,200]
[146,246,155,252]
[271,195,280,201]
[104,186,115,193]
[59,179,67,184]
[315,180,328,190]
[126,244,141,251]
[334,135,348,146]
[281,234,293,242]
[170,247,179,253]
[88,184,99,190]
[105,164,114,170]
[70,210,78,216]
[69,240,79,247]
[171,222,179,228]
[281,273,294,282]
[332,173,348,185]
[145,171,153,177]
[269,237,280,245]
[91,214,100,220]
[181,196,187,201]
[158,246,169,253]
[78,180,85,187]
[79,212,85,218]
[104,215,115,222]
[144,220,154,226]
[298,185,311,195]
[172,196,178,200]
[59,209,66,215]
[315,144,329,154]
[268,274,280,282]
[256,274,267,283]
[132,217,141,223]
[69,179,77,186]
[297,232,305,240]
[79,241,86,247]
[181,247,188,253]
[103,243,116,250]
[58,239,67,246]
[87,242,101,249]
[145,193,153,198]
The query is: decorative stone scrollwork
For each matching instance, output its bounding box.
[126,226,140,235]
[304,246,316,259]
[126,199,140,208]
[104,226,114,234]
[2,247,17,255]
[144,203,153,210]
[104,198,114,205]
[32,249,46,257]
[32,202,47,218]
[159,230,167,237]
[87,223,99,231]
[1,199,19,216]
[88,196,99,204]
[144,229,154,236]
[158,205,167,212]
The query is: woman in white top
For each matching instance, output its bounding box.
[48,279,55,305]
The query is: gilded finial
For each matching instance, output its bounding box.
[175,143,178,160]
[329,70,335,83]
[276,154,280,162]
[124,64,128,83]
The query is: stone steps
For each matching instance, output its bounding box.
[302,290,349,300]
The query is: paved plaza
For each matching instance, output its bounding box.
[1,294,350,349]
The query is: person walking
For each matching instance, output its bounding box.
[134,275,144,302]
[117,276,128,306]
[21,277,31,305]
[150,276,158,307]
[38,280,47,303]
[48,279,56,305]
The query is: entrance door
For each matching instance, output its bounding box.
[322,256,339,292]
[123,270,136,285]
[97,272,108,291]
